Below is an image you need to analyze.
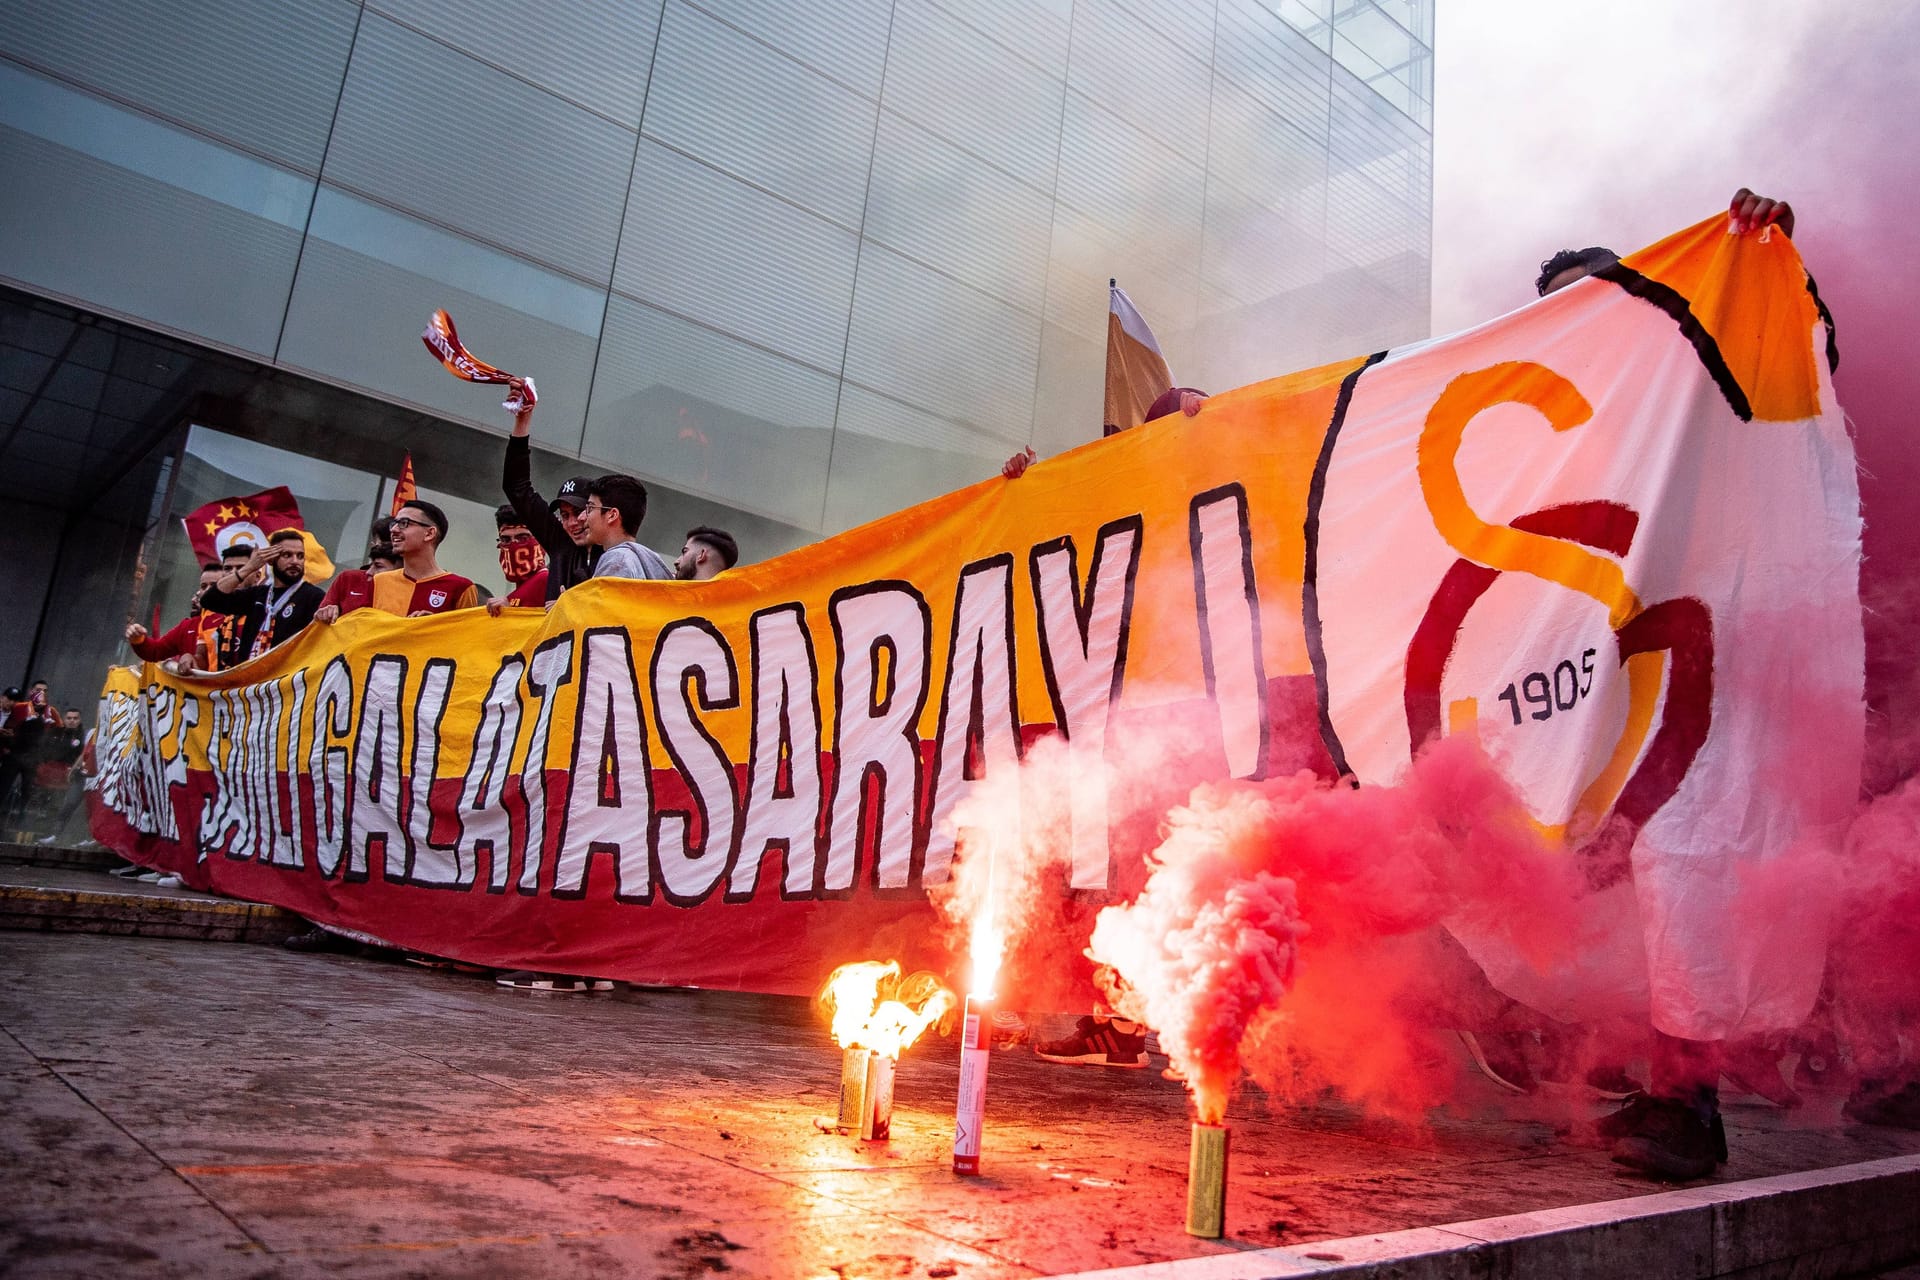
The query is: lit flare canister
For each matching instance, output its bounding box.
[952,995,992,1175]
[860,1051,896,1141]
[837,1048,872,1133]
[1186,1122,1229,1238]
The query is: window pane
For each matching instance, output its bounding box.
[0,65,308,356]
[582,296,836,529]
[278,187,605,449]
[642,0,877,229]
[882,0,1066,192]
[369,0,665,126]
[323,15,634,283]
[0,0,357,172]
[613,140,861,372]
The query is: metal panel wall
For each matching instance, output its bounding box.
[0,0,1434,542]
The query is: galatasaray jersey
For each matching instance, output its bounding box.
[326,569,479,617]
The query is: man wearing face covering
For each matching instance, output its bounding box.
[491,504,550,610]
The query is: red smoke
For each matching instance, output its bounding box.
[1089,735,1596,1123]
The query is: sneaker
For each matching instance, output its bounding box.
[1034,1015,1147,1067]
[1842,1079,1920,1130]
[134,872,163,883]
[495,971,613,993]
[1458,1030,1536,1094]
[153,874,184,889]
[1607,1092,1727,1181]
[35,834,60,846]
[282,926,348,953]
[108,864,147,878]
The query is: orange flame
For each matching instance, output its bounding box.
[819,961,956,1059]
[957,826,1005,999]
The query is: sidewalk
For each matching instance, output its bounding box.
[2,922,1917,1276]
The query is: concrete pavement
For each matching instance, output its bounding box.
[3,922,1919,1278]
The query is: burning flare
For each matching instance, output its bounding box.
[820,961,956,1058]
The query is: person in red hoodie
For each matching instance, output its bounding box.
[124,563,226,671]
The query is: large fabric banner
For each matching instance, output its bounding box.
[94,214,1860,1032]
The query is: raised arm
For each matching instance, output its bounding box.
[502,383,573,555]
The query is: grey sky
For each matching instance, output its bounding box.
[1430,0,1915,333]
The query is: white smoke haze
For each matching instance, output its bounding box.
[1432,0,1915,330]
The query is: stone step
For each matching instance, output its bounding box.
[0,839,125,873]
[1055,1153,1920,1280]
[0,864,299,944]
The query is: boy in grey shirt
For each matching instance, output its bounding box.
[581,475,674,579]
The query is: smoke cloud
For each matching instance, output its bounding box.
[1433,0,1920,788]
[1087,734,1601,1123]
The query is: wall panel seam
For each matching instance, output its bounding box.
[360,3,644,132]
[272,3,368,368]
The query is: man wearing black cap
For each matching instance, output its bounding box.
[501,376,599,601]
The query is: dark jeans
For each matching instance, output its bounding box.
[0,758,33,827]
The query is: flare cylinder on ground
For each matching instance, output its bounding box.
[952,995,992,1174]
[859,1050,896,1141]
[837,1048,872,1133]
[1186,1121,1229,1238]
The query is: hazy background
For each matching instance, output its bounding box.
[1431,0,1920,783]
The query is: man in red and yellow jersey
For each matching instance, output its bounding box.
[315,500,479,622]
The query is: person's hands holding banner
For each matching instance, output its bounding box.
[1728,188,1793,238]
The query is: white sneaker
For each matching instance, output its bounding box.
[35,834,59,845]
[155,874,184,888]
[134,872,163,883]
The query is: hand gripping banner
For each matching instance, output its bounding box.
[96,214,1861,1031]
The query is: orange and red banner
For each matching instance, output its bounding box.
[97,215,1860,1030]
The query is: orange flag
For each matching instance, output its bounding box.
[1102,280,1175,436]
[390,454,417,517]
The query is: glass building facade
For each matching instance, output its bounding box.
[0,0,1432,707]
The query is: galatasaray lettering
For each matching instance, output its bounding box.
[97,499,1270,906]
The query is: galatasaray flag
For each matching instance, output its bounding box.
[390,453,417,517]
[181,486,303,564]
[1102,280,1174,436]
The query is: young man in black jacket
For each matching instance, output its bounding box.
[198,530,326,666]
[500,376,598,603]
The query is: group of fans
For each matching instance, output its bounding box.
[124,377,741,676]
[0,680,87,839]
[80,189,1919,1180]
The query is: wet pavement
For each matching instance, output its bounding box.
[3,929,1917,1278]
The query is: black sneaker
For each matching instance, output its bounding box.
[1843,1079,1920,1130]
[282,926,347,953]
[1607,1091,1727,1181]
[1034,1016,1148,1067]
